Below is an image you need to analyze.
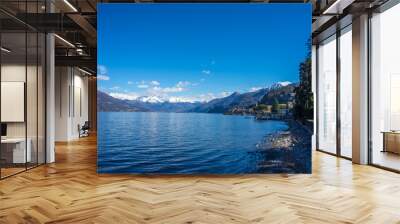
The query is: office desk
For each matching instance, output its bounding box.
[382,131,400,154]
[1,138,31,163]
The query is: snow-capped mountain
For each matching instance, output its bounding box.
[136,96,201,104]
[136,96,163,103]
[270,81,292,90]
[277,81,292,86]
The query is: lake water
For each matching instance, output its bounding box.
[97,112,289,174]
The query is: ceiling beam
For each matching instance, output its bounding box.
[67,13,97,46]
[55,55,96,71]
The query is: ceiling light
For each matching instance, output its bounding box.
[63,0,78,12]
[322,0,355,15]
[78,67,93,76]
[54,34,75,48]
[1,47,11,53]
[76,48,85,55]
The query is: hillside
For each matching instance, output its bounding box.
[259,83,297,105]
[189,88,269,113]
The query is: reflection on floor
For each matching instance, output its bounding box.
[0,163,42,178]
[0,135,400,223]
[373,151,400,171]
[0,167,25,178]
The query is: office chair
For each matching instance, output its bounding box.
[79,121,90,138]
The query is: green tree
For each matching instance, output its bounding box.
[272,98,279,113]
[255,104,269,111]
[294,39,313,120]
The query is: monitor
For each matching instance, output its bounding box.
[1,123,7,137]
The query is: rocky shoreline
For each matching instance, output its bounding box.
[256,119,312,173]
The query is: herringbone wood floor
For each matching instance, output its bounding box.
[1,135,400,224]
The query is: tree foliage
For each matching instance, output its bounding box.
[294,39,314,120]
[272,98,279,113]
[255,104,269,111]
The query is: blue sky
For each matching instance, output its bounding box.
[98,3,311,102]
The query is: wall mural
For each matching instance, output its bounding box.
[97,3,312,174]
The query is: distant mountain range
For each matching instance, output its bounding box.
[97,91,149,112]
[98,82,297,113]
[98,91,201,112]
[187,88,269,113]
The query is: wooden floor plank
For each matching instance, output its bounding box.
[0,135,400,223]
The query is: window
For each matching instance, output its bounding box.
[339,26,352,158]
[370,2,400,171]
[317,35,337,154]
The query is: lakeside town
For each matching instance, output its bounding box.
[224,96,295,120]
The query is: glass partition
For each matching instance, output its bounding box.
[1,31,28,177]
[317,35,337,154]
[0,1,46,179]
[370,3,400,171]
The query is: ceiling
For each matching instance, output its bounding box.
[2,0,382,73]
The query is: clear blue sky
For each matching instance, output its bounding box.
[98,3,311,102]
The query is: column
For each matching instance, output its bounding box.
[352,14,369,164]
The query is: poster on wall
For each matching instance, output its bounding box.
[97,3,313,174]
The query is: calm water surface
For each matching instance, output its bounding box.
[98,112,288,174]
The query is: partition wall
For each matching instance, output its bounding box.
[0,1,47,179]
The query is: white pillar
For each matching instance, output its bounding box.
[352,14,369,164]
[46,32,55,163]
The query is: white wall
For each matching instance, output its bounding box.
[70,72,89,138]
[1,82,25,122]
[1,63,46,164]
[1,64,26,125]
[0,65,41,138]
[55,66,70,141]
[55,67,89,141]
[1,65,26,139]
